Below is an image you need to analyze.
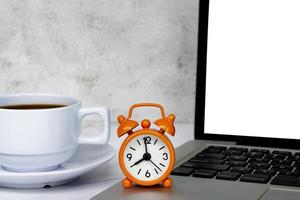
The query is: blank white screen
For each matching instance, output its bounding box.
[204,0,300,139]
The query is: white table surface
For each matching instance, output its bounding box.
[0,123,194,200]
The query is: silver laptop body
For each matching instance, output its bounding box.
[92,0,300,199]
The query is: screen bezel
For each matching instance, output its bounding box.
[195,0,300,149]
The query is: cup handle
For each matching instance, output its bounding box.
[78,107,110,144]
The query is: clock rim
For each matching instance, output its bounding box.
[119,129,175,186]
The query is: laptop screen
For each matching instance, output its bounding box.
[204,0,300,140]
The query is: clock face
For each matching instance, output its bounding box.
[122,133,171,182]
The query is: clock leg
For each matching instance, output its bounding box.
[122,178,132,188]
[162,177,172,188]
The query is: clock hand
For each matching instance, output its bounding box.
[130,157,145,168]
[149,159,162,171]
[143,137,148,154]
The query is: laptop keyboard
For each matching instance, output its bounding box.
[171,145,300,187]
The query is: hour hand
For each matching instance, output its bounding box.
[130,157,144,168]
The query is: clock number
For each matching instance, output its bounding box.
[145,170,151,178]
[163,153,168,160]
[126,153,132,161]
[143,136,151,144]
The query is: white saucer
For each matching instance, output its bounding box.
[0,143,115,188]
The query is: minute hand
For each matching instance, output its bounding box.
[144,138,148,153]
[149,159,162,171]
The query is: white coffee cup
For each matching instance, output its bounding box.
[0,93,110,172]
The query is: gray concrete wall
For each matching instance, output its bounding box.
[0,0,199,123]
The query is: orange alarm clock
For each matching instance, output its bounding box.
[117,103,176,188]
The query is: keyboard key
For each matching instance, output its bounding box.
[216,171,241,180]
[226,161,247,167]
[227,155,248,161]
[295,152,300,156]
[250,149,270,154]
[207,146,227,151]
[272,150,292,156]
[264,154,276,160]
[231,167,253,174]
[225,150,243,156]
[292,171,300,177]
[281,160,292,165]
[248,162,269,169]
[196,153,226,159]
[180,162,198,168]
[271,165,293,171]
[171,167,194,176]
[246,152,264,158]
[294,162,300,167]
[272,154,286,161]
[286,155,299,162]
[249,158,269,163]
[181,162,229,171]
[202,148,223,154]
[189,158,225,164]
[192,169,217,178]
[197,163,230,171]
[294,160,300,164]
[270,160,292,166]
[254,169,276,176]
[240,174,271,183]
[229,147,248,152]
[295,160,300,165]
[271,175,300,187]
[279,170,295,176]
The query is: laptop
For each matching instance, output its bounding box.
[92,0,300,199]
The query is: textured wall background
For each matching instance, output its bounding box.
[0,0,198,123]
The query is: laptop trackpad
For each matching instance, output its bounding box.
[259,188,300,200]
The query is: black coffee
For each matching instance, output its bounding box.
[0,104,67,110]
